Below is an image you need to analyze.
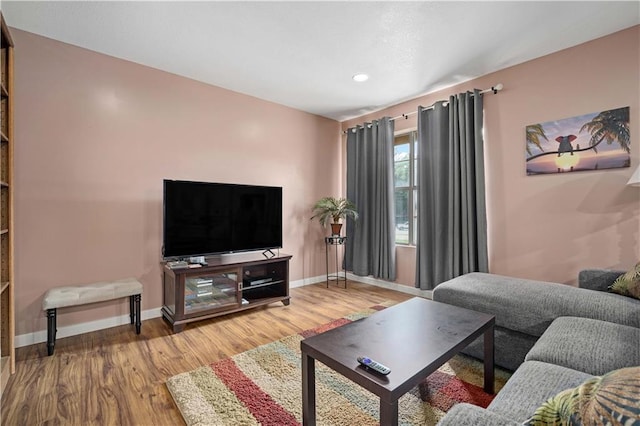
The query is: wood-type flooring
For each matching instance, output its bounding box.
[1,282,412,425]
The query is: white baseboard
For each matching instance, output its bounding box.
[291,273,432,298]
[345,273,433,299]
[289,275,326,288]
[16,274,429,348]
[15,307,163,348]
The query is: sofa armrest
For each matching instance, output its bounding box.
[436,403,520,426]
[578,269,624,292]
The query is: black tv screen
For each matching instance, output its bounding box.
[163,180,282,258]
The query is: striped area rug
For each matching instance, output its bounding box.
[166,302,511,425]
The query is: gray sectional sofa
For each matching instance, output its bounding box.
[432,269,640,425]
[433,269,640,371]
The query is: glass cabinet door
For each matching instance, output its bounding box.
[184,270,239,313]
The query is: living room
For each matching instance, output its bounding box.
[1,1,639,425]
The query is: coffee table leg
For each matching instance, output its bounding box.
[302,351,316,425]
[418,380,429,401]
[484,323,495,394]
[380,399,399,426]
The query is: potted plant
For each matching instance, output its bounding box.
[310,196,358,236]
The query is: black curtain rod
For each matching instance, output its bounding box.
[343,83,503,134]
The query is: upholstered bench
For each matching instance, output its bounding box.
[42,278,143,355]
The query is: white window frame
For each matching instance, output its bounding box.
[393,130,418,246]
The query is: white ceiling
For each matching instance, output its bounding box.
[2,1,639,121]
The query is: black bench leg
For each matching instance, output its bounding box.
[129,295,134,324]
[134,294,141,334]
[46,308,56,356]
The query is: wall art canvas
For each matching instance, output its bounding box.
[525,106,630,175]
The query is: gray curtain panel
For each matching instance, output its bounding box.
[415,90,488,290]
[345,117,396,280]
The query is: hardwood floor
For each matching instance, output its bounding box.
[1,282,411,425]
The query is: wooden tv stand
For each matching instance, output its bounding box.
[161,252,292,332]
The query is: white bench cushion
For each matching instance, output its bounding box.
[43,278,143,310]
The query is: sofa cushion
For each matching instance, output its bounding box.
[609,261,640,300]
[435,403,521,426]
[433,273,640,338]
[523,366,640,425]
[579,269,626,292]
[525,316,640,376]
[487,361,592,423]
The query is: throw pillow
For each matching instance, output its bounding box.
[609,261,640,300]
[523,366,640,426]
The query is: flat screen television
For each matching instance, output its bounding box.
[162,179,283,259]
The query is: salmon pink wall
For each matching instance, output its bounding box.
[12,29,341,338]
[342,26,640,287]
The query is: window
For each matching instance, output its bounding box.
[393,131,418,245]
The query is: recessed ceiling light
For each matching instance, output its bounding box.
[352,73,369,82]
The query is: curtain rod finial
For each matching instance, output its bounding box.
[492,83,504,94]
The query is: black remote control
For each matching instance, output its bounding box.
[357,356,391,375]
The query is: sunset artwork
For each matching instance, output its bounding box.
[525,107,630,175]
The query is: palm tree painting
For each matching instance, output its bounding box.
[525,106,630,175]
[526,124,548,156]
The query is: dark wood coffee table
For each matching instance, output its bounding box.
[300,297,495,426]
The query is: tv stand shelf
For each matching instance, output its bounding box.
[162,252,292,332]
[243,280,284,291]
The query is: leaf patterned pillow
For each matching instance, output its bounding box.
[524,366,640,426]
[609,261,640,300]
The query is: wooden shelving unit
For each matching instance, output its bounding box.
[0,12,15,397]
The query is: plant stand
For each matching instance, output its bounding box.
[324,236,347,288]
